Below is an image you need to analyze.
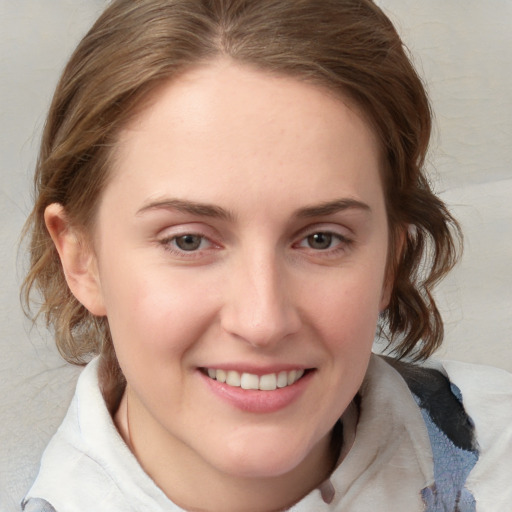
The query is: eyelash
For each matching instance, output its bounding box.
[158,230,353,259]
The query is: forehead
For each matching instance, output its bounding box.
[107,60,384,215]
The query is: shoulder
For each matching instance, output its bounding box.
[384,356,512,510]
[441,359,512,417]
[23,357,179,512]
[22,359,134,512]
[441,360,512,460]
[442,361,512,510]
[382,356,512,445]
[382,356,478,451]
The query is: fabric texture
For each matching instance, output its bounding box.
[386,359,479,511]
[22,355,512,512]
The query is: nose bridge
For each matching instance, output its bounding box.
[221,245,300,347]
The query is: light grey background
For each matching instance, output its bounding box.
[1,1,511,510]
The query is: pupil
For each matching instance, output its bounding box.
[308,233,332,250]
[176,235,201,251]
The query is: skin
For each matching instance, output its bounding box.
[46,59,392,512]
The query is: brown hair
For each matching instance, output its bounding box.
[22,0,461,365]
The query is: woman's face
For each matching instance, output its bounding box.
[89,61,390,490]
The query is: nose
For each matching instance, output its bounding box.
[220,250,301,349]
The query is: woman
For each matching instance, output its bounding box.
[21,0,512,510]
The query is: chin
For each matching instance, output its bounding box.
[211,431,320,480]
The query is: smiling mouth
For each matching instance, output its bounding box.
[201,368,309,391]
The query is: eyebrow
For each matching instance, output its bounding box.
[136,198,235,221]
[295,198,371,218]
[136,197,370,221]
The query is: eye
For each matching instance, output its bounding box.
[174,234,204,251]
[298,232,345,251]
[160,233,214,254]
[305,232,335,250]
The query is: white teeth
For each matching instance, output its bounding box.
[226,370,241,387]
[241,373,259,390]
[287,370,297,386]
[259,373,277,391]
[277,371,288,388]
[206,368,306,390]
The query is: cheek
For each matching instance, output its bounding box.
[304,267,385,355]
[100,261,219,362]
[295,272,384,440]
[101,267,222,417]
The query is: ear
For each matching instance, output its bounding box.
[44,203,107,316]
[379,224,407,311]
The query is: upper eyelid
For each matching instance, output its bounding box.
[157,222,221,239]
[292,222,353,240]
[300,231,349,241]
[294,231,351,248]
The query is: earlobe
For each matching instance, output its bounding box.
[44,203,107,316]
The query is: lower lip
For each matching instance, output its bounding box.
[199,370,313,414]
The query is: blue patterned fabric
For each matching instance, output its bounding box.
[388,359,479,512]
[416,391,478,511]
